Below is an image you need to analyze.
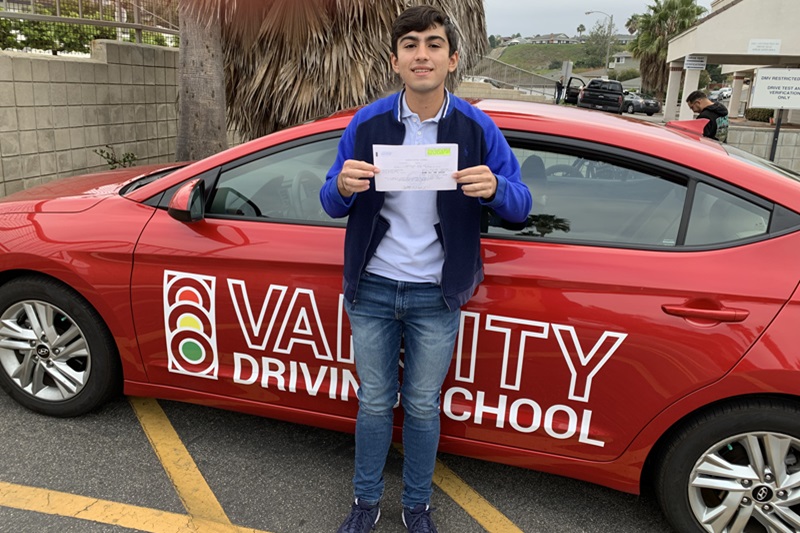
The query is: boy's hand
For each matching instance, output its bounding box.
[454,165,497,199]
[338,160,379,197]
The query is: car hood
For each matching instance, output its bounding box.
[0,164,180,213]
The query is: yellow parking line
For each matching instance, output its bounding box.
[0,481,270,533]
[393,444,524,533]
[129,396,234,527]
[433,459,525,533]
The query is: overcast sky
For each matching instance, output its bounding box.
[483,0,714,37]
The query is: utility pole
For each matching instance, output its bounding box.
[586,10,613,77]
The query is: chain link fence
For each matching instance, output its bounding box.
[0,0,178,54]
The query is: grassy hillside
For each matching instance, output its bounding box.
[496,44,586,73]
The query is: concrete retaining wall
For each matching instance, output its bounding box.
[1,56,798,197]
[0,40,178,196]
[727,127,800,171]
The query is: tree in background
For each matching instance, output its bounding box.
[576,24,585,37]
[705,64,726,84]
[175,1,227,161]
[627,0,707,99]
[1,1,117,55]
[178,0,488,160]
[609,68,640,82]
[582,20,618,69]
[488,34,498,48]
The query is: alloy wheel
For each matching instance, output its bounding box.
[0,300,91,402]
[688,431,800,532]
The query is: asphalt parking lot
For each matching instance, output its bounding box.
[0,391,677,533]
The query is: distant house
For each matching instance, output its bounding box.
[615,33,635,46]
[611,51,640,71]
[528,33,575,44]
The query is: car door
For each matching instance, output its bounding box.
[440,135,800,462]
[130,133,361,422]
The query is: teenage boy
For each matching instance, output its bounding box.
[320,6,531,533]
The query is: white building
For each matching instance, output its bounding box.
[665,0,800,122]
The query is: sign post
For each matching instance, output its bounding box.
[752,68,800,161]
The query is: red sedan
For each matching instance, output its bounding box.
[1,101,799,533]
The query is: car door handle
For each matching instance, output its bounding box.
[661,304,749,323]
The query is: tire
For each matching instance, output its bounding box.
[0,276,121,417]
[646,113,654,116]
[626,104,635,114]
[654,399,800,533]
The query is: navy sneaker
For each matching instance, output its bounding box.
[337,499,380,533]
[402,503,437,533]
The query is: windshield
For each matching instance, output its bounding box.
[724,144,800,182]
[120,167,183,195]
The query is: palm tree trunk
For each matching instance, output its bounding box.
[175,2,227,161]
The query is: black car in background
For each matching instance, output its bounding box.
[577,79,625,114]
[623,92,661,116]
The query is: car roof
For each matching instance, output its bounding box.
[127,98,800,212]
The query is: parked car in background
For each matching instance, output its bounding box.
[2,100,800,533]
[577,78,624,114]
[623,91,662,116]
[709,87,732,102]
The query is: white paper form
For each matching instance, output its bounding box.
[372,144,458,191]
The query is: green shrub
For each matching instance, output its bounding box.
[745,108,773,122]
[93,145,137,169]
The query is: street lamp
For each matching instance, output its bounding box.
[585,10,613,77]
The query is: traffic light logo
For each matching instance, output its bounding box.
[164,270,218,379]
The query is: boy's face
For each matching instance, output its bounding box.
[391,24,458,98]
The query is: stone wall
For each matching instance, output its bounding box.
[1,56,798,197]
[727,127,800,171]
[455,81,548,103]
[0,40,178,196]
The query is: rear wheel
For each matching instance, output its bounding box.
[0,276,121,417]
[655,400,800,533]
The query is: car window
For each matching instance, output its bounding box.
[684,183,769,245]
[490,147,687,246]
[207,137,339,223]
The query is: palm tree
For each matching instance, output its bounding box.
[576,23,585,37]
[628,0,706,100]
[519,214,571,238]
[176,1,227,161]
[178,0,488,154]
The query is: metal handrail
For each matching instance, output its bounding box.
[0,0,178,45]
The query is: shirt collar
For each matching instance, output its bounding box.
[398,89,450,123]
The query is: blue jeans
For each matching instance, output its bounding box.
[345,272,461,508]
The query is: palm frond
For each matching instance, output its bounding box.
[184,0,487,140]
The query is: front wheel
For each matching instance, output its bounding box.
[655,399,800,533]
[626,104,635,114]
[0,276,121,417]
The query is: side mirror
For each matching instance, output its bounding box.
[168,178,205,223]
[623,90,629,95]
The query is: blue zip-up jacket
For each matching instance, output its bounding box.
[320,91,532,310]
